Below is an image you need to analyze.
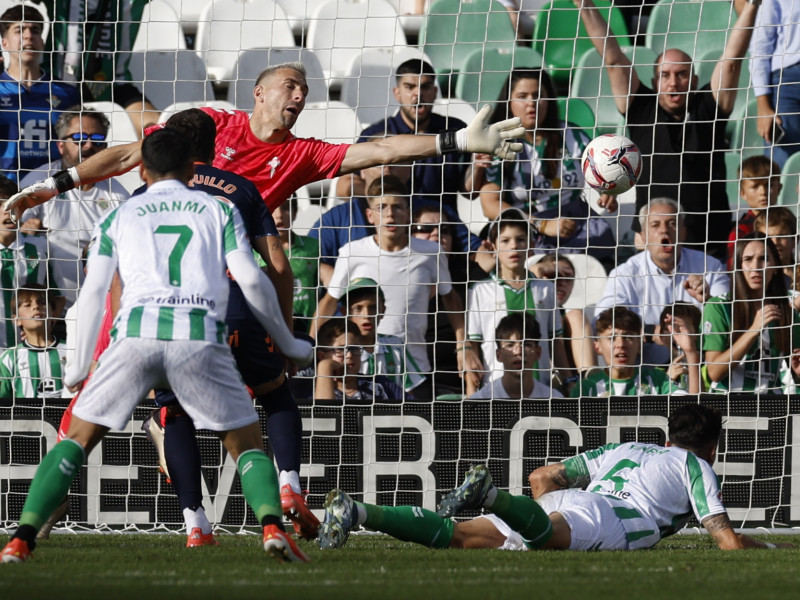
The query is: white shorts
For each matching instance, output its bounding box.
[537,489,629,551]
[475,514,529,551]
[72,338,258,432]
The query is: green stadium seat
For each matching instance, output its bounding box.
[531,0,630,90]
[569,45,657,135]
[454,46,543,108]
[694,47,751,125]
[644,0,736,59]
[725,151,743,213]
[419,0,517,93]
[556,97,596,134]
[727,95,764,156]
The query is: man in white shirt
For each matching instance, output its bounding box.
[21,107,128,308]
[593,197,730,366]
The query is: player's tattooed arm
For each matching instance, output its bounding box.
[528,463,569,499]
[702,513,746,550]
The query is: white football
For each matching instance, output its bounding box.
[581,134,642,196]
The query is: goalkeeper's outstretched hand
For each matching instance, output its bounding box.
[461,104,525,159]
[3,180,58,219]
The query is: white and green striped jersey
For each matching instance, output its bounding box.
[570,367,685,397]
[359,332,426,392]
[0,234,56,348]
[563,442,726,550]
[0,339,67,398]
[466,273,562,383]
[90,180,251,344]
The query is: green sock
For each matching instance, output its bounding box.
[489,489,553,549]
[237,449,282,523]
[358,503,454,549]
[19,439,85,531]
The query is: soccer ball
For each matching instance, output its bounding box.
[581,134,642,196]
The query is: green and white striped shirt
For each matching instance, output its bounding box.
[0,235,56,348]
[0,339,66,398]
[360,332,426,392]
[563,442,726,550]
[92,180,251,344]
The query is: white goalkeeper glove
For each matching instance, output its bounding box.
[437,104,525,160]
[3,167,81,219]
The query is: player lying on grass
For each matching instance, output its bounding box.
[318,404,788,551]
[1,129,314,565]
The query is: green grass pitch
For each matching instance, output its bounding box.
[1,532,798,600]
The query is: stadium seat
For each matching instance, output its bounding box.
[725,151,744,214]
[339,47,433,127]
[132,0,187,51]
[275,0,330,37]
[532,0,630,90]
[727,95,764,157]
[194,0,296,83]
[226,48,328,111]
[644,0,736,59]
[694,47,750,119]
[432,97,478,124]
[569,45,657,135]
[454,46,543,109]
[163,0,205,35]
[556,97,596,134]
[127,50,215,112]
[305,0,407,90]
[419,0,517,93]
[777,151,800,213]
[527,252,608,311]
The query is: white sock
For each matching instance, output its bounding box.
[279,470,301,493]
[483,487,498,508]
[184,507,212,535]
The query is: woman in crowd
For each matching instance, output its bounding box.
[474,68,616,270]
[702,233,800,392]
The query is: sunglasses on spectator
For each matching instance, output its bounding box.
[62,133,107,146]
[413,224,454,235]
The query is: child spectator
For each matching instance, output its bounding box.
[0,284,65,398]
[0,175,60,348]
[655,303,703,394]
[530,252,597,378]
[727,156,782,270]
[572,307,686,397]
[467,209,568,396]
[754,207,797,290]
[703,233,800,393]
[340,277,426,396]
[315,176,481,400]
[272,196,319,334]
[315,317,402,401]
[470,313,562,399]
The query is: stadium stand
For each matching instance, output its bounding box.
[644,0,737,58]
[131,0,187,51]
[126,50,215,111]
[454,46,544,109]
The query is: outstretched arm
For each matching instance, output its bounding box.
[710,0,760,115]
[336,105,524,175]
[700,513,790,549]
[573,0,638,114]
[528,463,570,499]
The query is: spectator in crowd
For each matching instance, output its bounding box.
[272,196,319,335]
[339,277,426,397]
[46,0,160,135]
[315,176,482,399]
[21,107,129,308]
[467,209,568,397]
[744,0,800,167]
[753,207,798,291]
[727,155,781,270]
[574,0,761,261]
[703,233,800,393]
[314,317,402,402]
[0,284,65,398]
[0,4,81,182]
[335,59,470,213]
[654,303,703,394]
[530,252,597,377]
[594,198,730,366]
[411,204,492,396]
[572,307,688,397]
[476,68,616,269]
[469,313,562,400]
[0,175,60,348]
